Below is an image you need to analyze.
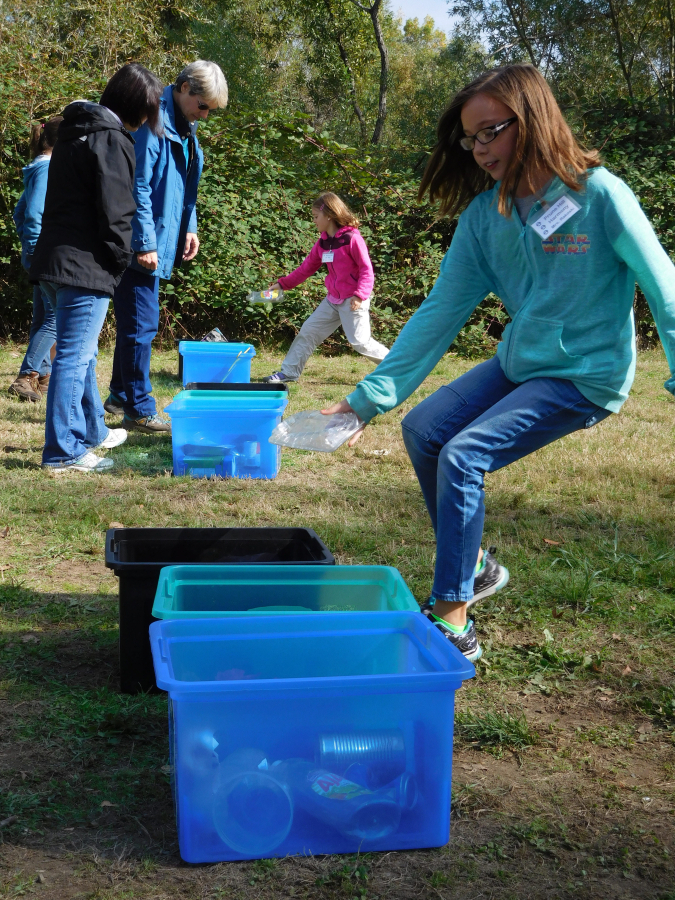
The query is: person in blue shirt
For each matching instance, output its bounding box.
[8,117,62,402]
[324,64,675,661]
[104,60,228,434]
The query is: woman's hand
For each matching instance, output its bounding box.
[137,250,158,270]
[268,281,281,291]
[350,296,362,311]
[321,399,367,447]
[183,233,200,262]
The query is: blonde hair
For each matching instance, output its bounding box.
[419,64,601,219]
[312,191,360,228]
[176,60,228,108]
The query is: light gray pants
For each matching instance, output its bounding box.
[281,297,389,379]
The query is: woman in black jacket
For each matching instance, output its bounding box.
[31,63,162,472]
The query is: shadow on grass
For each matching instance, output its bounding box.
[1,590,173,854]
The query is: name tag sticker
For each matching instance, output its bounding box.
[529,195,581,240]
[322,251,334,263]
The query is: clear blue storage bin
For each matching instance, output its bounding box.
[152,564,420,619]
[150,612,475,862]
[179,342,256,386]
[164,391,288,479]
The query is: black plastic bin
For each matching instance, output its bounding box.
[184,382,288,392]
[105,527,335,694]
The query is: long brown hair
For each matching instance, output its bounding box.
[29,116,63,158]
[312,191,360,228]
[418,64,601,218]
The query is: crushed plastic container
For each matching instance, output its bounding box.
[152,564,419,619]
[164,390,288,479]
[105,527,335,694]
[270,410,364,452]
[150,612,475,862]
[179,342,256,386]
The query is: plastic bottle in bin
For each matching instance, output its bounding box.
[213,749,293,855]
[247,288,284,305]
[273,759,401,841]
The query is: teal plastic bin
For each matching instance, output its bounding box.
[152,564,420,619]
[164,390,288,479]
[179,342,256,386]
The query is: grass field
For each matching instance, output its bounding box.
[0,341,673,899]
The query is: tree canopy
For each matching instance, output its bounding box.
[0,0,672,349]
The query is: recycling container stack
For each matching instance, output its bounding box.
[105,527,335,694]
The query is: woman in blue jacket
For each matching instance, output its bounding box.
[104,60,228,434]
[324,64,675,661]
[8,117,62,402]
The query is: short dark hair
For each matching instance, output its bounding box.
[100,63,163,134]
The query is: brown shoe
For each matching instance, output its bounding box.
[37,373,50,397]
[8,372,41,402]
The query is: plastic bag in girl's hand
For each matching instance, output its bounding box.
[269,410,364,452]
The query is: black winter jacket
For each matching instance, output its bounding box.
[30,102,136,296]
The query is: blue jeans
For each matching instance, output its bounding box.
[19,256,56,376]
[401,356,611,603]
[40,282,111,466]
[110,267,160,418]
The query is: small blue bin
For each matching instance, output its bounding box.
[179,342,256,386]
[150,612,475,862]
[164,390,288,479]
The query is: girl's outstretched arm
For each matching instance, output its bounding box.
[278,241,324,291]
[345,214,493,424]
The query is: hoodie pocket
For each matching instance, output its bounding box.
[507,314,588,382]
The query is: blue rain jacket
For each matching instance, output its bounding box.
[130,85,204,280]
[13,155,50,266]
[347,166,675,420]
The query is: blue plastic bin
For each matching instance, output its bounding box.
[164,390,288,479]
[150,612,475,862]
[179,342,256,386]
[152,565,420,619]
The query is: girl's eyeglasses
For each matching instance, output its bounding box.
[459,117,517,151]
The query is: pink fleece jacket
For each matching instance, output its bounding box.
[277,226,374,303]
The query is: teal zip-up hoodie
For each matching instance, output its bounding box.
[347,167,675,421]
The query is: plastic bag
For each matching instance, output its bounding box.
[269,410,364,452]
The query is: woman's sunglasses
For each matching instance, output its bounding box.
[459,117,517,151]
[188,91,216,112]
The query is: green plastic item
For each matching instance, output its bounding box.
[152,564,419,619]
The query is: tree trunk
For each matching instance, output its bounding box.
[606,0,636,105]
[503,0,538,66]
[322,0,368,144]
[347,0,389,144]
[368,0,388,144]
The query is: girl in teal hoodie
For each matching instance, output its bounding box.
[325,64,675,661]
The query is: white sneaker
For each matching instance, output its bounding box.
[96,428,127,450]
[41,451,114,473]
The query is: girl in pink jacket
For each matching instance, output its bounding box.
[263,191,389,382]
